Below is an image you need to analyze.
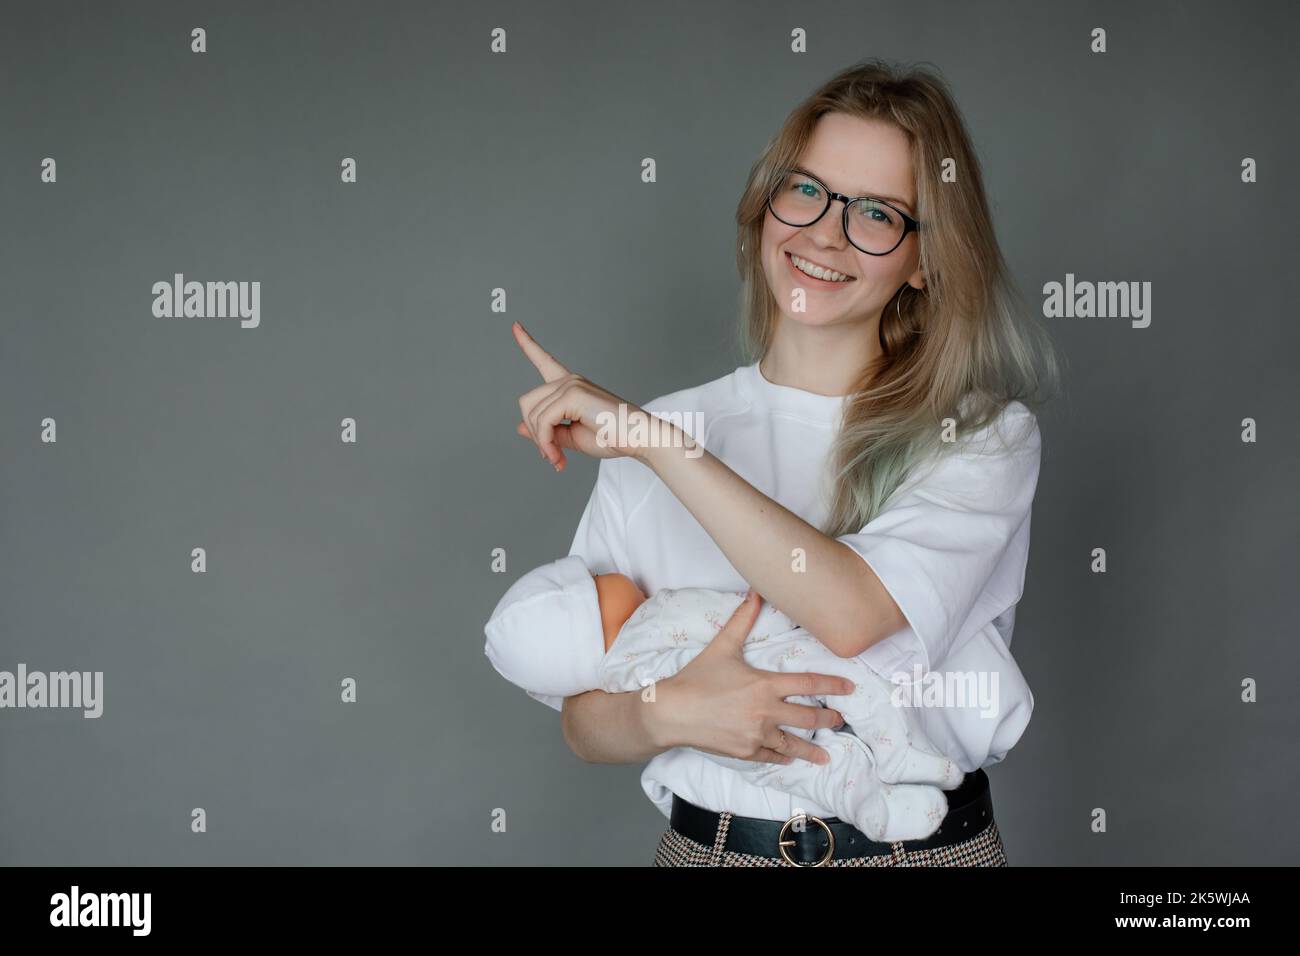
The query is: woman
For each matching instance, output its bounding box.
[508,58,1060,866]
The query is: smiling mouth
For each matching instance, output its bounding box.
[785,251,856,283]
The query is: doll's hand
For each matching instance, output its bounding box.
[511,322,662,470]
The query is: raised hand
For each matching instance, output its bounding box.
[511,321,655,471]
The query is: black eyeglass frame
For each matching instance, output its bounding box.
[765,167,922,257]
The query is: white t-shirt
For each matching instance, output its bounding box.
[529,361,1041,822]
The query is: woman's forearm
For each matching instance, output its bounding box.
[561,687,668,764]
[637,423,905,657]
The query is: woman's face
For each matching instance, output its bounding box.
[760,112,925,330]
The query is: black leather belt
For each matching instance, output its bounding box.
[668,768,994,866]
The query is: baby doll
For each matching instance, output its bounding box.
[484,554,966,843]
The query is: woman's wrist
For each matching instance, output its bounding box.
[563,685,677,764]
[640,675,685,751]
[634,420,697,473]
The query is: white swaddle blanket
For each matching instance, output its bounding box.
[484,554,965,842]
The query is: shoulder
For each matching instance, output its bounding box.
[893,399,1042,505]
[640,365,755,450]
[595,365,751,502]
[949,397,1040,457]
[641,366,751,425]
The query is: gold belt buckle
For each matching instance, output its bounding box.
[778,811,835,867]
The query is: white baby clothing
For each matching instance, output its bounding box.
[485,553,966,842]
[491,361,1040,823]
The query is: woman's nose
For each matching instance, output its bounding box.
[804,212,848,249]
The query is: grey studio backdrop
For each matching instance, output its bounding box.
[1,0,1297,866]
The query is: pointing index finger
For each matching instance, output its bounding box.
[511,321,570,383]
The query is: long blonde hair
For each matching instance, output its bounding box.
[734,58,1062,535]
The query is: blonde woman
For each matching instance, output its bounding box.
[508,58,1060,866]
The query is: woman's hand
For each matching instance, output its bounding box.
[648,591,854,765]
[511,321,658,471]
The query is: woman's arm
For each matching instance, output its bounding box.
[638,434,905,658]
[560,688,664,764]
[560,591,851,765]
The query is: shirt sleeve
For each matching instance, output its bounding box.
[839,403,1042,680]
[522,458,634,711]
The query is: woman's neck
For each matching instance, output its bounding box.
[760,314,882,396]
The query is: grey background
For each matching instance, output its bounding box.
[2,0,1296,865]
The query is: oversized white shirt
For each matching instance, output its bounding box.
[527,361,1041,822]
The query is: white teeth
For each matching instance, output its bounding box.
[790,254,852,282]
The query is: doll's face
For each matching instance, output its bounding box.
[593,573,647,648]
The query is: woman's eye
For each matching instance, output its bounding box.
[795,182,820,199]
[856,202,893,225]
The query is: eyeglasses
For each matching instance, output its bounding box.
[766,167,922,256]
